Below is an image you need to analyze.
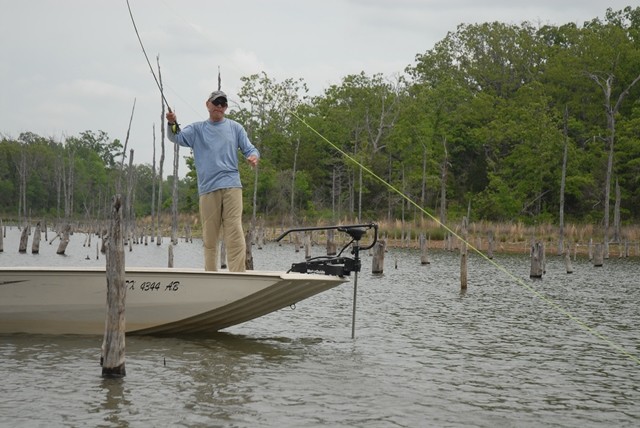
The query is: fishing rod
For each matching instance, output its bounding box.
[125,0,179,132]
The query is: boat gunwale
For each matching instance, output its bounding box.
[0,266,348,283]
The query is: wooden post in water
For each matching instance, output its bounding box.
[326,229,337,256]
[100,231,107,254]
[530,241,544,278]
[371,239,385,274]
[419,233,430,265]
[487,231,494,259]
[624,239,629,258]
[304,232,311,260]
[294,232,300,253]
[460,217,468,290]
[168,243,174,268]
[256,226,264,249]
[0,220,3,253]
[245,229,254,270]
[593,243,604,267]
[564,249,573,274]
[102,195,126,378]
[56,224,71,255]
[18,225,29,253]
[31,222,42,254]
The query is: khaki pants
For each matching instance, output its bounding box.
[199,188,246,272]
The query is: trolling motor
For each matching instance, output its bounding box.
[276,223,378,339]
[275,223,378,277]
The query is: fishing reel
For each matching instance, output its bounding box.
[276,223,378,277]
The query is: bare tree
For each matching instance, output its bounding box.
[588,71,640,256]
[156,55,166,246]
[558,106,569,255]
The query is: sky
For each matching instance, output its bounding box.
[0,0,631,177]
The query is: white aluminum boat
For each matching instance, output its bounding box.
[0,223,377,336]
[0,266,348,335]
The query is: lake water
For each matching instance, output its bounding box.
[1,227,639,427]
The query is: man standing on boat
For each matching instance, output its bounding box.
[166,90,259,272]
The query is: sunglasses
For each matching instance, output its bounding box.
[210,98,228,107]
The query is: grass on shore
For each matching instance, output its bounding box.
[137,214,639,257]
[5,214,637,257]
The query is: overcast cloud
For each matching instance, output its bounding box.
[0,1,631,176]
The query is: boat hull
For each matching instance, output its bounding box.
[0,267,348,335]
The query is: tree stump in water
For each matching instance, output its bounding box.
[593,243,604,267]
[18,226,29,253]
[294,233,300,253]
[460,242,468,289]
[56,224,71,255]
[31,223,42,254]
[102,195,126,378]
[245,229,253,270]
[487,231,494,259]
[419,233,430,265]
[326,229,337,256]
[530,241,544,278]
[372,240,385,274]
[304,232,311,260]
[564,250,573,274]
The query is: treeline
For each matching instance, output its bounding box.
[1,7,639,236]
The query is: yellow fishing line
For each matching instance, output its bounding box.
[290,110,640,366]
[138,2,638,365]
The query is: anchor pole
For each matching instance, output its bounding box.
[350,242,361,339]
[351,270,358,339]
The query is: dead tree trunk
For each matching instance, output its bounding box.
[460,217,468,290]
[371,239,385,274]
[245,229,254,270]
[588,71,640,259]
[156,56,165,247]
[31,222,42,254]
[439,137,448,226]
[101,195,126,378]
[326,229,337,256]
[419,233,430,265]
[18,225,29,253]
[530,241,544,279]
[56,224,71,255]
[558,105,569,255]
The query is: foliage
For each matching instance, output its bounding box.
[2,6,640,230]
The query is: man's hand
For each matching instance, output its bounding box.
[166,111,177,124]
[247,155,259,168]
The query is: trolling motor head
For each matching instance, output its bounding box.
[338,226,368,241]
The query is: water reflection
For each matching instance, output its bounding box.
[99,378,130,428]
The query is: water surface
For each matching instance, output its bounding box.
[1,227,639,427]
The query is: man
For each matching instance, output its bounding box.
[166,90,259,272]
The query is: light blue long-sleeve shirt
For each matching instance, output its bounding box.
[167,118,259,196]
